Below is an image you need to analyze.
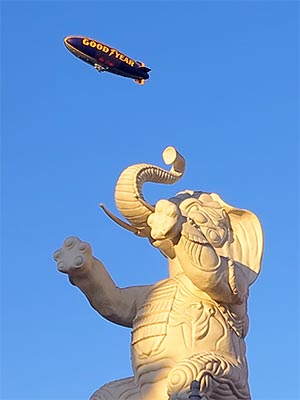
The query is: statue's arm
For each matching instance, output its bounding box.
[53,237,152,328]
[71,258,151,328]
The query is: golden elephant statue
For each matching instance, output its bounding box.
[54,147,263,400]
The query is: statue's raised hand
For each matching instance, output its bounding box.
[54,236,147,329]
[53,236,93,278]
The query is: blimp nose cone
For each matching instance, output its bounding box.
[64,36,76,49]
[64,36,84,51]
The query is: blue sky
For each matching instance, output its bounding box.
[1,1,299,399]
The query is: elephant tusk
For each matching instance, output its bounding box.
[99,203,145,236]
[134,195,155,212]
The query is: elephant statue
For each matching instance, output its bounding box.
[53,146,263,400]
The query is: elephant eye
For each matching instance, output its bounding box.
[187,210,208,225]
[184,203,199,213]
[180,199,203,217]
[194,212,208,224]
[186,205,199,216]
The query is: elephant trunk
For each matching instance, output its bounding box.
[113,146,186,237]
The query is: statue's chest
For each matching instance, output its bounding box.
[132,279,177,357]
[132,278,209,358]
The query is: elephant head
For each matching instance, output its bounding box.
[101,146,263,286]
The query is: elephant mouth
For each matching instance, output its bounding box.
[180,219,210,266]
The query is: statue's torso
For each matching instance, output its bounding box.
[132,274,248,383]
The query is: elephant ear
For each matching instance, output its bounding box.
[209,193,264,286]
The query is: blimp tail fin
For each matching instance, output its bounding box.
[138,66,151,73]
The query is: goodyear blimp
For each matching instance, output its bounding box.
[64,36,151,85]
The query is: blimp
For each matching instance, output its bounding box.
[64,36,151,85]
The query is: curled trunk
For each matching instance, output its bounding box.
[114,146,186,237]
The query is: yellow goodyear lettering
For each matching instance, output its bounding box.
[82,39,135,66]
[82,38,111,54]
[107,48,134,66]
[126,56,134,66]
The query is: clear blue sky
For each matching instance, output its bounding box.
[1,1,299,399]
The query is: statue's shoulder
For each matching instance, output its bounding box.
[150,276,178,295]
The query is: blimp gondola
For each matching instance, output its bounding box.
[64,36,151,85]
